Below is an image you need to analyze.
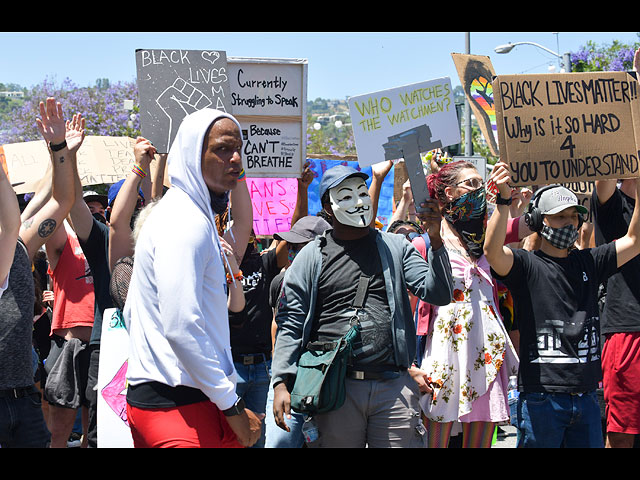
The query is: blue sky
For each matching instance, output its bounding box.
[0,32,638,100]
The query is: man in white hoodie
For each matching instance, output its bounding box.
[124,109,262,448]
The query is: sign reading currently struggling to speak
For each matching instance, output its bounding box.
[494,71,640,187]
[348,77,461,168]
[228,57,307,178]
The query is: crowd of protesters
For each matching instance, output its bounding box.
[1,49,640,448]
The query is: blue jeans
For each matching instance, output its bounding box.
[234,357,271,448]
[0,385,51,448]
[264,381,305,448]
[517,391,604,448]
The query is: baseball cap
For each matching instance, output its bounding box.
[83,190,108,209]
[536,185,588,216]
[273,215,331,244]
[318,165,368,200]
[108,179,145,207]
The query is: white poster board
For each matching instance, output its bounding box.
[228,57,307,178]
[96,308,133,448]
[348,77,461,168]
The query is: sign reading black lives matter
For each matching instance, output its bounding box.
[227,57,307,177]
[494,71,640,187]
[135,49,232,153]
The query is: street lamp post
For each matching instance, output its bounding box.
[494,41,572,72]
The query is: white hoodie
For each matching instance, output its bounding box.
[124,108,242,411]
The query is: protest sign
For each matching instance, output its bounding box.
[494,71,640,187]
[97,308,133,448]
[247,177,299,236]
[560,181,594,223]
[348,77,460,169]
[451,53,499,156]
[4,136,142,194]
[135,49,232,153]
[228,57,307,178]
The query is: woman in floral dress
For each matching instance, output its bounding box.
[416,161,519,448]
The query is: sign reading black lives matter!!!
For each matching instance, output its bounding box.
[494,71,640,187]
[227,57,307,177]
[135,49,232,153]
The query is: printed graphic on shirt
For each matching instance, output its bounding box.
[531,316,600,364]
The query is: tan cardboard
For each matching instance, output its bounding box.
[494,71,640,186]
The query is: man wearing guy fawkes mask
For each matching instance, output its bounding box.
[271,165,454,448]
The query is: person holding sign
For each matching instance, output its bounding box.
[271,164,453,448]
[590,48,640,449]
[484,161,640,448]
[417,160,521,448]
[124,108,262,448]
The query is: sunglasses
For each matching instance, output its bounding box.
[455,177,485,190]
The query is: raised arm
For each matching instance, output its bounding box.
[223,173,252,264]
[483,162,515,276]
[612,177,640,268]
[0,165,21,284]
[367,159,393,227]
[108,137,155,270]
[20,98,76,261]
[275,160,314,268]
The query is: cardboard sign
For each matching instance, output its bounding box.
[348,77,460,168]
[494,71,640,186]
[560,181,594,223]
[4,136,140,194]
[228,58,307,178]
[136,49,232,153]
[451,53,499,156]
[247,177,298,236]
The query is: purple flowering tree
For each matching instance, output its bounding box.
[570,39,640,72]
[0,77,140,145]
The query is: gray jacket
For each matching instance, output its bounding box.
[271,228,454,388]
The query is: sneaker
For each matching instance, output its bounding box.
[67,432,82,448]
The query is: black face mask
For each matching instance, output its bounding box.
[211,191,229,215]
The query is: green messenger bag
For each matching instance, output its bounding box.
[290,274,369,415]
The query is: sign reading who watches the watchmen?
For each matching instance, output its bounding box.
[494,71,640,187]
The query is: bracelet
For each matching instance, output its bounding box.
[132,164,147,179]
[237,169,246,181]
[49,140,67,152]
[226,270,244,284]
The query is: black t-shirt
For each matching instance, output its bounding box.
[591,187,640,334]
[312,229,395,370]
[492,244,617,393]
[229,247,280,355]
[79,219,113,346]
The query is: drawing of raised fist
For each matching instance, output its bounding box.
[156,77,212,151]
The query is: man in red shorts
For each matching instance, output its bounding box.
[592,175,640,448]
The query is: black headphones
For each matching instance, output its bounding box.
[524,184,584,232]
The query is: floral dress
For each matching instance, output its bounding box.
[419,249,519,424]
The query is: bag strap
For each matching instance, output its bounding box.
[352,274,371,310]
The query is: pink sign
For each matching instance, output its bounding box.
[247,177,298,236]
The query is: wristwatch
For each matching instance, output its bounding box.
[496,194,513,206]
[222,397,245,417]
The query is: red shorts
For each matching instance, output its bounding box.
[602,332,640,435]
[126,400,244,448]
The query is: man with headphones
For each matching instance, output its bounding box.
[483,162,640,448]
